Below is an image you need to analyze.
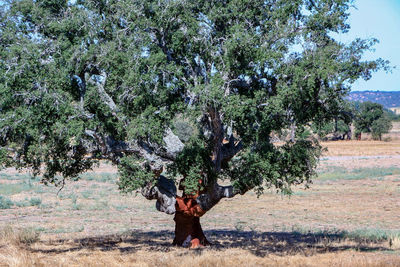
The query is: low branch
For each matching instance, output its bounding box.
[141,175,177,214]
[195,182,245,212]
[83,128,184,170]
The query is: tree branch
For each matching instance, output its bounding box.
[208,107,224,173]
[221,136,243,163]
[83,128,184,170]
[87,71,118,113]
[141,175,177,214]
[195,182,245,212]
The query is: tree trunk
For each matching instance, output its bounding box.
[172,212,210,248]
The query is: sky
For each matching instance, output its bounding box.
[339,0,400,92]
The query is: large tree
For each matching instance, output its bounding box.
[0,0,385,247]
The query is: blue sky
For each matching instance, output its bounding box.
[340,0,400,92]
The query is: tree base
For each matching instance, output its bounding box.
[172,212,210,248]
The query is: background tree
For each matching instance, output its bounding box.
[385,109,400,122]
[0,0,386,247]
[354,102,392,140]
[312,100,354,140]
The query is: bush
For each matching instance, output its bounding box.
[0,195,13,209]
[29,197,42,207]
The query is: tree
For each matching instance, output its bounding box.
[354,102,392,140]
[385,109,400,122]
[312,100,354,140]
[371,116,392,141]
[0,0,385,247]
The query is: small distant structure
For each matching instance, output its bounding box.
[389,107,400,115]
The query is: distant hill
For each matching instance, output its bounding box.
[347,91,400,108]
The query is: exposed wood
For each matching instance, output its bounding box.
[195,182,243,212]
[172,212,210,248]
[141,175,177,215]
[83,128,183,169]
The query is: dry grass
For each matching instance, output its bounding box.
[1,247,399,267]
[391,122,400,133]
[321,140,400,156]
[390,235,400,250]
[0,226,40,246]
[1,141,400,266]
[1,230,400,267]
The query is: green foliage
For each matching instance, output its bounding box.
[172,117,196,143]
[386,109,400,122]
[318,167,400,181]
[117,156,155,193]
[29,197,42,207]
[0,0,385,197]
[371,116,392,140]
[226,139,321,195]
[354,102,392,140]
[169,139,213,194]
[312,100,354,140]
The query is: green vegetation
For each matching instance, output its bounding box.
[0,195,46,209]
[312,101,354,140]
[345,228,400,242]
[0,0,384,195]
[0,181,34,195]
[29,197,42,207]
[0,195,13,209]
[386,109,400,122]
[0,0,388,246]
[290,225,400,243]
[354,102,392,140]
[318,167,400,181]
[79,173,118,183]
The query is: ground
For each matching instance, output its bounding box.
[1,124,400,266]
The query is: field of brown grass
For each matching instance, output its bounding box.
[1,139,400,266]
[321,140,400,157]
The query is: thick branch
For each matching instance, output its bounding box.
[221,136,243,163]
[83,128,184,169]
[141,175,177,214]
[195,182,246,212]
[208,107,224,172]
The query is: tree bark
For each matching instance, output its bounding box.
[172,211,210,248]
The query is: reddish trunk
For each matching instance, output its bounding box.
[172,211,210,248]
[172,195,210,248]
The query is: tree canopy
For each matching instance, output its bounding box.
[0,0,386,221]
[312,100,353,140]
[354,101,392,140]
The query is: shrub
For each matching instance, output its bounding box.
[0,195,13,209]
[29,197,42,206]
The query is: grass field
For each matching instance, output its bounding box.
[1,140,400,266]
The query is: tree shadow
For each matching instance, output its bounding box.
[29,229,391,257]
